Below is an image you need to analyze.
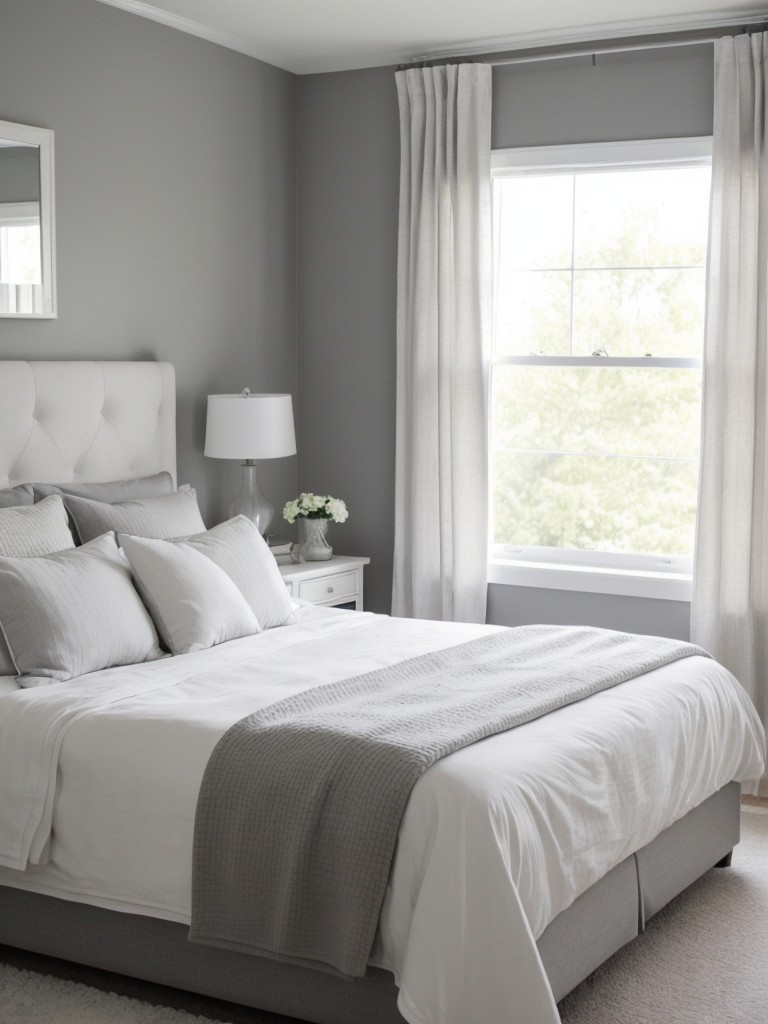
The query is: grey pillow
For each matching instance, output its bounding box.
[0,495,74,556]
[64,488,206,544]
[0,533,162,686]
[119,534,260,654]
[0,494,77,676]
[0,484,35,508]
[32,472,175,504]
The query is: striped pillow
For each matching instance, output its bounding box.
[119,533,260,654]
[0,494,74,556]
[0,495,75,676]
[175,516,296,629]
[0,533,162,686]
[64,488,206,544]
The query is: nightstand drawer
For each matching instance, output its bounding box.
[299,570,358,604]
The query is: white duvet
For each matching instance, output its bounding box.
[0,606,764,1024]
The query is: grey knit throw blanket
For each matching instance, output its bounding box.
[190,624,707,977]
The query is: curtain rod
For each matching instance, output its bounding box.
[403,20,768,70]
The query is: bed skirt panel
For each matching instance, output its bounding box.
[537,854,639,1003]
[636,780,741,924]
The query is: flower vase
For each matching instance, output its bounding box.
[298,518,332,561]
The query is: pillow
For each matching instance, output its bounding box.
[32,471,174,504]
[0,484,35,508]
[174,516,295,629]
[0,494,74,556]
[64,488,206,544]
[119,534,260,655]
[0,533,162,686]
[0,494,77,675]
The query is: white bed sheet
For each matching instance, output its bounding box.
[0,606,764,1024]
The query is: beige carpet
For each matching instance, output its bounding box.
[559,808,768,1024]
[1,810,767,1024]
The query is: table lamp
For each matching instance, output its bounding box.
[204,390,296,535]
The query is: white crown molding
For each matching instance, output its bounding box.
[93,1,766,74]
[412,8,767,62]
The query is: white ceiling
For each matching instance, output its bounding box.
[95,0,767,74]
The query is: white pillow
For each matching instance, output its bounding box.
[0,495,76,675]
[65,488,206,544]
[177,516,295,629]
[0,533,162,686]
[119,534,260,655]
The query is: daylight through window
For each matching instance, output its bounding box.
[489,139,712,595]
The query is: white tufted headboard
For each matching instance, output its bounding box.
[0,361,176,488]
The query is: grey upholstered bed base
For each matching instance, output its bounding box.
[0,783,740,1023]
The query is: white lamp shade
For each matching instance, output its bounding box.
[204,393,297,460]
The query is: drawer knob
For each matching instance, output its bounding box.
[327,586,334,593]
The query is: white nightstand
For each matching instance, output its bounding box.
[278,555,370,611]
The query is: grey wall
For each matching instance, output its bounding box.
[297,66,400,610]
[492,44,714,148]
[297,44,714,634]
[0,0,298,528]
[0,3,714,634]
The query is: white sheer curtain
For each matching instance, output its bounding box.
[392,64,492,623]
[691,32,768,796]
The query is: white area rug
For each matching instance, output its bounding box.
[1,810,766,1024]
[0,970,217,1024]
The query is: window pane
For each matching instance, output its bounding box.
[572,268,705,357]
[495,176,573,270]
[490,150,709,565]
[491,365,701,460]
[494,270,571,355]
[574,168,710,269]
[492,450,698,557]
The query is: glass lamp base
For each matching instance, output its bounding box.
[228,461,273,535]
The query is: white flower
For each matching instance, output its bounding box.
[282,499,301,523]
[326,498,348,523]
[283,492,349,523]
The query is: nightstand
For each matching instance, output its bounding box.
[278,555,370,611]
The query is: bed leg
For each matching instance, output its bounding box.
[715,850,732,868]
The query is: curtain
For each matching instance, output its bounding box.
[392,64,492,623]
[691,32,768,796]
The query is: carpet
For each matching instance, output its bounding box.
[1,810,766,1024]
[559,807,768,1024]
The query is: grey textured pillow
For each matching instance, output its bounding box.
[0,494,76,676]
[32,472,174,504]
[119,534,260,654]
[65,488,206,544]
[0,495,77,675]
[0,533,162,686]
[0,484,35,508]
[178,516,296,629]
[0,494,74,556]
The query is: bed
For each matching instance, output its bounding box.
[0,360,763,1024]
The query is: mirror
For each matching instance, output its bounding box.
[0,120,55,318]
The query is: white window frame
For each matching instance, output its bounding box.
[488,137,713,602]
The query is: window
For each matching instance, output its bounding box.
[489,138,712,600]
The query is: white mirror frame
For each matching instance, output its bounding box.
[0,119,56,319]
